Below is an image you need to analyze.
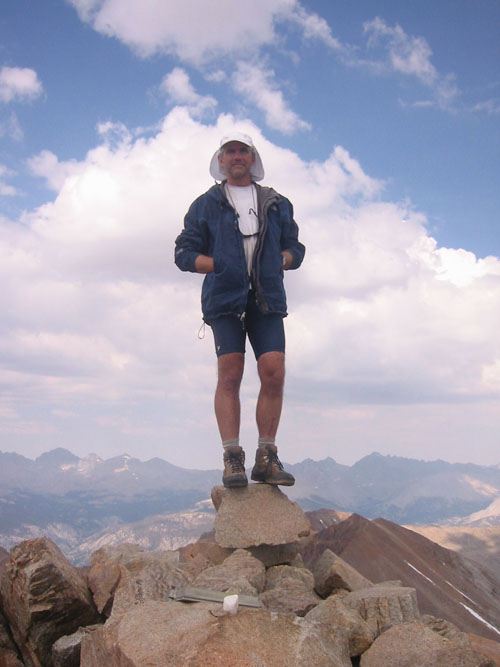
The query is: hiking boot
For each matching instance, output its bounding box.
[251,444,295,486]
[222,445,248,488]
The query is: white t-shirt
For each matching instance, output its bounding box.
[225,184,259,277]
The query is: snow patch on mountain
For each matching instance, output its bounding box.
[77,453,103,475]
[444,580,476,604]
[461,603,500,637]
[404,561,436,585]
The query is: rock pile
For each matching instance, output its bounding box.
[0,484,497,666]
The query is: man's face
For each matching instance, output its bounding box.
[218,141,255,185]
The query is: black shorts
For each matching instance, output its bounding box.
[209,292,285,360]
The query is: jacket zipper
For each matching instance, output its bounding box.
[217,183,280,318]
[252,189,279,314]
[219,185,251,322]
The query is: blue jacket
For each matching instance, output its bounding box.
[175,183,305,322]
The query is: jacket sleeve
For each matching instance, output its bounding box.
[279,198,305,270]
[174,198,209,273]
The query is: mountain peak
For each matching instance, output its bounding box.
[36,448,79,466]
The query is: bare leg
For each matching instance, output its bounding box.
[214,353,245,441]
[252,351,294,485]
[256,351,285,438]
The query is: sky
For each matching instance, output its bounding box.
[0,0,499,470]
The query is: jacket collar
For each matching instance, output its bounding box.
[209,181,278,207]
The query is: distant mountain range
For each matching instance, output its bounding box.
[1,447,499,564]
[287,453,500,524]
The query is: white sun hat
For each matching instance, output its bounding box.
[209,132,265,181]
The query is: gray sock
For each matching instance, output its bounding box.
[258,437,275,450]
[223,438,240,449]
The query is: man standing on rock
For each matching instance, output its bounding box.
[175,132,305,489]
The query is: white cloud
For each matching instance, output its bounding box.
[0,112,23,141]
[470,99,500,115]
[27,150,84,191]
[67,0,349,66]
[364,17,437,84]
[232,61,310,134]
[1,109,499,466]
[205,70,227,84]
[66,2,477,119]
[0,66,43,103]
[0,183,17,196]
[0,165,18,196]
[363,17,459,109]
[284,4,342,50]
[159,68,216,117]
[68,0,296,62]
[97,120,133,146]
[64,1,340,134]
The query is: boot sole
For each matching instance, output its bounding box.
[251,476,295,486]
[223,478,248,488]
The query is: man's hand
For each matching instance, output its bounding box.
[195,255,214,273]
[281,251,293,270]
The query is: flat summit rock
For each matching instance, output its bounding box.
[212,484,310,549]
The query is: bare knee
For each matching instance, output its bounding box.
[258,352,285,393]
[217,353,244,393]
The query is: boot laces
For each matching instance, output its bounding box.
[269,450,284,471]
[227,452,245,473]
